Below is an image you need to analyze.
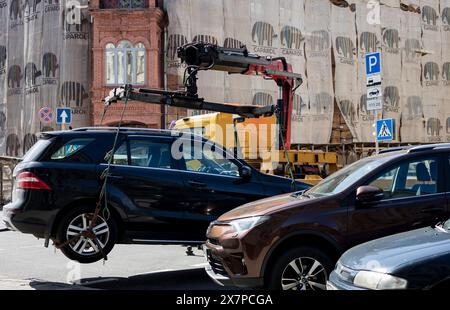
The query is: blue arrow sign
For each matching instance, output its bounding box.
[366,52,381,75]
[376,118,394,141]
[56,108,72,124]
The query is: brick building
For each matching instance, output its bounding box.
[89,0,166,128]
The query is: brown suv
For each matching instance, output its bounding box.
[205,144,450,290]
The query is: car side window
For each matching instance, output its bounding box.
[111,142,128,165]
[111,140,173,168]
[182,143,240,177]
[368,157,439,199]
[50,138,95,162]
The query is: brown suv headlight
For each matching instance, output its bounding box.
[226,216,270,234]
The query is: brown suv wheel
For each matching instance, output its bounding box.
[267,246,334,290]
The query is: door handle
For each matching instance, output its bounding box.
[188,180,207,188]
[420,206,444,214]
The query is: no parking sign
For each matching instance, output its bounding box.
[39,107,54,124]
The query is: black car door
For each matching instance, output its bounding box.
[103,135,189,241]
[346,154,448,247]
[176,138,266,234]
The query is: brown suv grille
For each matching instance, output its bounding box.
[207,251,228,277]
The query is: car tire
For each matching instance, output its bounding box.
[267,246,334,290]
[56,205,117,264]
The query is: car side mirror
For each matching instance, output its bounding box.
[239,166,252,180]
[356,186,384,204]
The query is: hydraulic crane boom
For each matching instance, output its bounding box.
[104,42,303,149]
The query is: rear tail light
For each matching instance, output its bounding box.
[16,172,51,190]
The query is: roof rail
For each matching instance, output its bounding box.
[408,143,450,153]
[378,146,412,154]
[72,127,173,133]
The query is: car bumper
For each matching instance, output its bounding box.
[204,243,264,288]
[327,270,366,290]
[2,202,50,238]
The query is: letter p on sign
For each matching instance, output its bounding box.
[365,52,381,75]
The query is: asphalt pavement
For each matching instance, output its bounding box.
[0,229,230,290]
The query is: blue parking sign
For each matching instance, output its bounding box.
[376,118,394,141]
[366,52,381,75]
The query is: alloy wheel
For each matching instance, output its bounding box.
[66,213,110,256]
[281,257,328,290]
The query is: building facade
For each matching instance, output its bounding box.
[90,0,165,128]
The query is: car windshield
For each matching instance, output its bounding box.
[441,219,450,231]
[306,156,391,197]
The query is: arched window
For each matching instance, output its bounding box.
[106,41,146,85]
[100,0,147,9]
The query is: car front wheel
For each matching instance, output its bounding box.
[56,205,117,264]
[267,246,334,290]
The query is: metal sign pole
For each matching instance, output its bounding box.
[375,110,379,154]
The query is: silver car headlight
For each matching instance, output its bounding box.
[353,270,408,290]
[227,216,270,234]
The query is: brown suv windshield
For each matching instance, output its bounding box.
[306,157,389,196]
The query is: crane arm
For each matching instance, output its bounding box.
[104,85,275,119]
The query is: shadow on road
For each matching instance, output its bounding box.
[76,268,238,290]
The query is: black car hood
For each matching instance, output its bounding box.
[340,226,450,273]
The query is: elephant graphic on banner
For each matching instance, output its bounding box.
[382,29,399,49]
[6,134,21,157]
[383,86,400,109]
[24,62,42,86]
[252,92,273,107]
[0,46,6,70]
[446,117,450,134]
[24,0,41,13]
[360,32,379,53]
[313,93,332,115]
[404,39,420,59]
[292,94,306,116]
[167,34,187,61]
[405,96,423,119]
[280,25,304,49]
[252,21,277,46]
[23,133,37,154]
[443,63,450,81]
[60,81,89,107]
[427,118,442,136]
[335,36,355,59]
[443,7,450,25]
[309,30,330,52]
[8,65,23,88]
[424,62,440,81]
[422,5,438,25]
[223,38,244,49]
[192,35,218,45]
[43,53,59,78]
[10,0,23,21]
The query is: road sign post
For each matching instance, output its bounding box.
[365,52,381,153]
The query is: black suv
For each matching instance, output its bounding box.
[2,128,307,263]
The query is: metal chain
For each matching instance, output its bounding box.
[55,86,132,263]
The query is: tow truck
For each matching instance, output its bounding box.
[105,42,338,184]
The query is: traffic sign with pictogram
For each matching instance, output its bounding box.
[39,107,54,124]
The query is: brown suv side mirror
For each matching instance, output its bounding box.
[356,186,384,204]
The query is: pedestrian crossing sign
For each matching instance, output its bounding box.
[376,118,394,141]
